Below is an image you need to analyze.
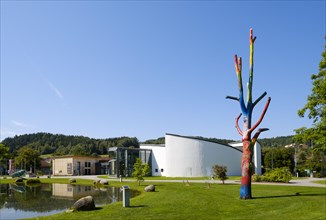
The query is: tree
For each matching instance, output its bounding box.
[212,164,228,184]
[14,146,40,173]
[226,28,271,199]
[132,158,151,185]
[0,143,11,161]
[295,43,326,153]
[0,144,11,175]
[262,147,294,173]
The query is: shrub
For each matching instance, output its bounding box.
[252,174,262,182]
[26,178,41,184]
[263,167,292,183]
[212,164,228,184]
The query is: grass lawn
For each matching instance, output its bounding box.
[22,178,326,220]
[97,175,242,181]
[313,179,326,185]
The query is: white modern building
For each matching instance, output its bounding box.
[140,133,262,177]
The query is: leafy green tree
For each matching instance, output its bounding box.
[132,158,151,185]
[295,43,326,153]
[0,144,11,175]
[212,164,228,184]
[69,144,90,156]
[0,143,11,161]
[14,146,40,172]
[262,147,294,173]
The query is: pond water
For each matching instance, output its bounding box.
[0,183,137,219]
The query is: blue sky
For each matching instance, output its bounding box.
[1,1,325,142]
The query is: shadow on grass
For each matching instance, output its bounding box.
[254,192,326,199]
[80,207,103,211]
[126,205,147,208]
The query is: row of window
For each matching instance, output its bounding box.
[155,168,164,173]
[67,161,91,174]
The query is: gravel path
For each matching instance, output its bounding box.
[49,175,326,188]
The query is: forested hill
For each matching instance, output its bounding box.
[1,133,295,156]
[1,133,139,156]
[142,136,236,146]
[141,135,295,147]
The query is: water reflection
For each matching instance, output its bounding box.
[0,183,136,219]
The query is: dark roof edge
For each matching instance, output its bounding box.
[165,133,242,153]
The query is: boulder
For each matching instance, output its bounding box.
[93,179,100,184]
[15,178,25,183]
[69,178,76,183]
[144,185,155,192]
[100,179,109,185]
[70,196,96,211]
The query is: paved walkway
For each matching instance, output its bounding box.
[49,175,326,188]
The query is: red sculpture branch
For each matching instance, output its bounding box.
[248,97,271,134]
[235,113,243,136]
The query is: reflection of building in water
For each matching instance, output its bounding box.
[52,183,97,199]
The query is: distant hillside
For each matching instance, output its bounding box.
[258,136,294,147]
[141,135,295,148]
[1,133,295,156]
[1,133,139,156]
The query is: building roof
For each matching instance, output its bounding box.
[165,133,242,152]
[51,155,100,159]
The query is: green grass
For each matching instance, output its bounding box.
[313,179,326,185]
[98,175,242,181]
[27,179,325,220]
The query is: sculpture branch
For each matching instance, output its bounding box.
[252,128,269,145]
[226,96,239,101]
[249,97,271,133]
[248,28,257,103]
[234,55,247,113]
[235,113,243,136]
[253,91,267,107]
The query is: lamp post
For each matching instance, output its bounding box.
[271,144,274,170]
[294,144,298,177]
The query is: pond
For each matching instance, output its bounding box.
[0,183,138,219]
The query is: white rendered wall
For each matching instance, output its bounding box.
[253,142,262,175]
[165,134,242,177]
[140,144,166,176]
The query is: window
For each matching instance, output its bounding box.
[85,162,91,167]
[155,169,158,173]
[161,169,164,172]
[67,163,72,174]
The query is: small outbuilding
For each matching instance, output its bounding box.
[52,155,109,176]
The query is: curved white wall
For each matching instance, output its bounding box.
[165,134,242,177]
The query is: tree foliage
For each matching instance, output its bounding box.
[1,133,139,156]
[132,158,151,185]
[0,144,11,161]
[211,164,228,184]
[262,147,295,173]
[14,146,40,172]
[295,43,326,153]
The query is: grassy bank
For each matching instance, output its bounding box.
[25,178,326,220]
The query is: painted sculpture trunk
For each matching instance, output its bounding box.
[227,28,271,199]
[240,140,253,199]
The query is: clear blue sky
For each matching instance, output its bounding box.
[1,1,325,142]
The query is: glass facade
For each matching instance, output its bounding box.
[108,147,152,177]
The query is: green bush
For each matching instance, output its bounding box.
[263,167,292,183]
[212,164,228,184]
[252,174,262,182]
[26,178,41,184]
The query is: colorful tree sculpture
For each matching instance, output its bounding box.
[226,28,271,199]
